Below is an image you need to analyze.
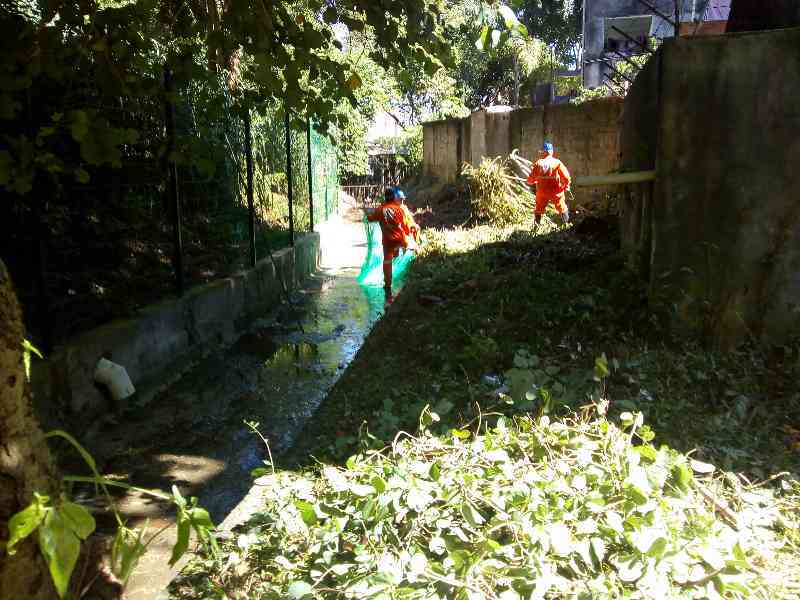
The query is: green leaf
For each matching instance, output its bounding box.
[188,507,214,530]
[251,467,270,478]
[172,485,187,509]
[169,517,191,566]
[669,463,693,496]
[60,502,95,540]
[429,461,441,481]
[461,502,485,528]
[646,537,668,558]
[5,495,48,555]
[69,110,90,142]
[38,509,81,598]
[295,500,318,526]
[590,537,606,565]
[475,24,489,50]
[111,527,146,584]
[22,339,43,359]
[73,167,89,184]
[287,580,314,599]
[345,73,362,92]
[371,476,387,493]
[594,354,610,379]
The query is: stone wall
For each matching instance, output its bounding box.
[620,27,800,347]
[30,233,321,438]
[424,98,624,205]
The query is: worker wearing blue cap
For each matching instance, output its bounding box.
[366,186,420,303]
[526,141,572,230]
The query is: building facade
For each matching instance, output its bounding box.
[582,0,730,88]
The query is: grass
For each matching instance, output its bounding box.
[285,215,800,482]
[169,210,800,599]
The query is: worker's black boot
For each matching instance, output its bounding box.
[384,286,394,307]
[533,215,542,235]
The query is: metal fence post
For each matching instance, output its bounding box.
[244,110,257,267]
[164,64,184,296]
[307,119,314,231]
[284,107,294,247]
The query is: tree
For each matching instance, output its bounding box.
[0,260,59,599]
[432,0,579,109]
[0,0,453,194]
[518,0,582,66]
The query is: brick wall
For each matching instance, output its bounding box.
[544,99,624,205]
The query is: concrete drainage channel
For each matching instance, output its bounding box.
[55,214,395,599]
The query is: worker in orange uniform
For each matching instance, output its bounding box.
[527,141,572,231]
[367,186,420,304]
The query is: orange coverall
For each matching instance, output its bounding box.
[367,200,419,291]
[526,155,572,215]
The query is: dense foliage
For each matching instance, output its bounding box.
[172,407,797,598]
[0,0,452,193]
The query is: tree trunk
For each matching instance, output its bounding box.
[727,0,800,32]
[0,259,59,600]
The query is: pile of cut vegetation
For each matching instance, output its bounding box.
[461,151,534,227]
[171,408,798,599]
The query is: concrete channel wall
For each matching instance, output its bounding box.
[620,27,800,347]
[30,233,320,437]
[422,98,624,205]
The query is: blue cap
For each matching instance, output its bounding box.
[543,141,554,153]
[393,187,406,200]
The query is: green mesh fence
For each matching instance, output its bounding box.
[245,112,339,259]
[289,123,311,233]
[310,125,340,227]
[357,217,416,288]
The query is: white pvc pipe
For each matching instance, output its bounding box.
[94,358,136,402]
[572,170,657,187]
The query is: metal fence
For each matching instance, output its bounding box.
[0,73,339,350]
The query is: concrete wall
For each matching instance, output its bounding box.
[620,27,800,347]
[30,234,321,437]
[424,98,624,205]
[619,51,661,278]
[422,119,464,183]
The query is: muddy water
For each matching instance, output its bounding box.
[92,215,398,599]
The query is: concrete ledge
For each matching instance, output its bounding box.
[30,233,321,436]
